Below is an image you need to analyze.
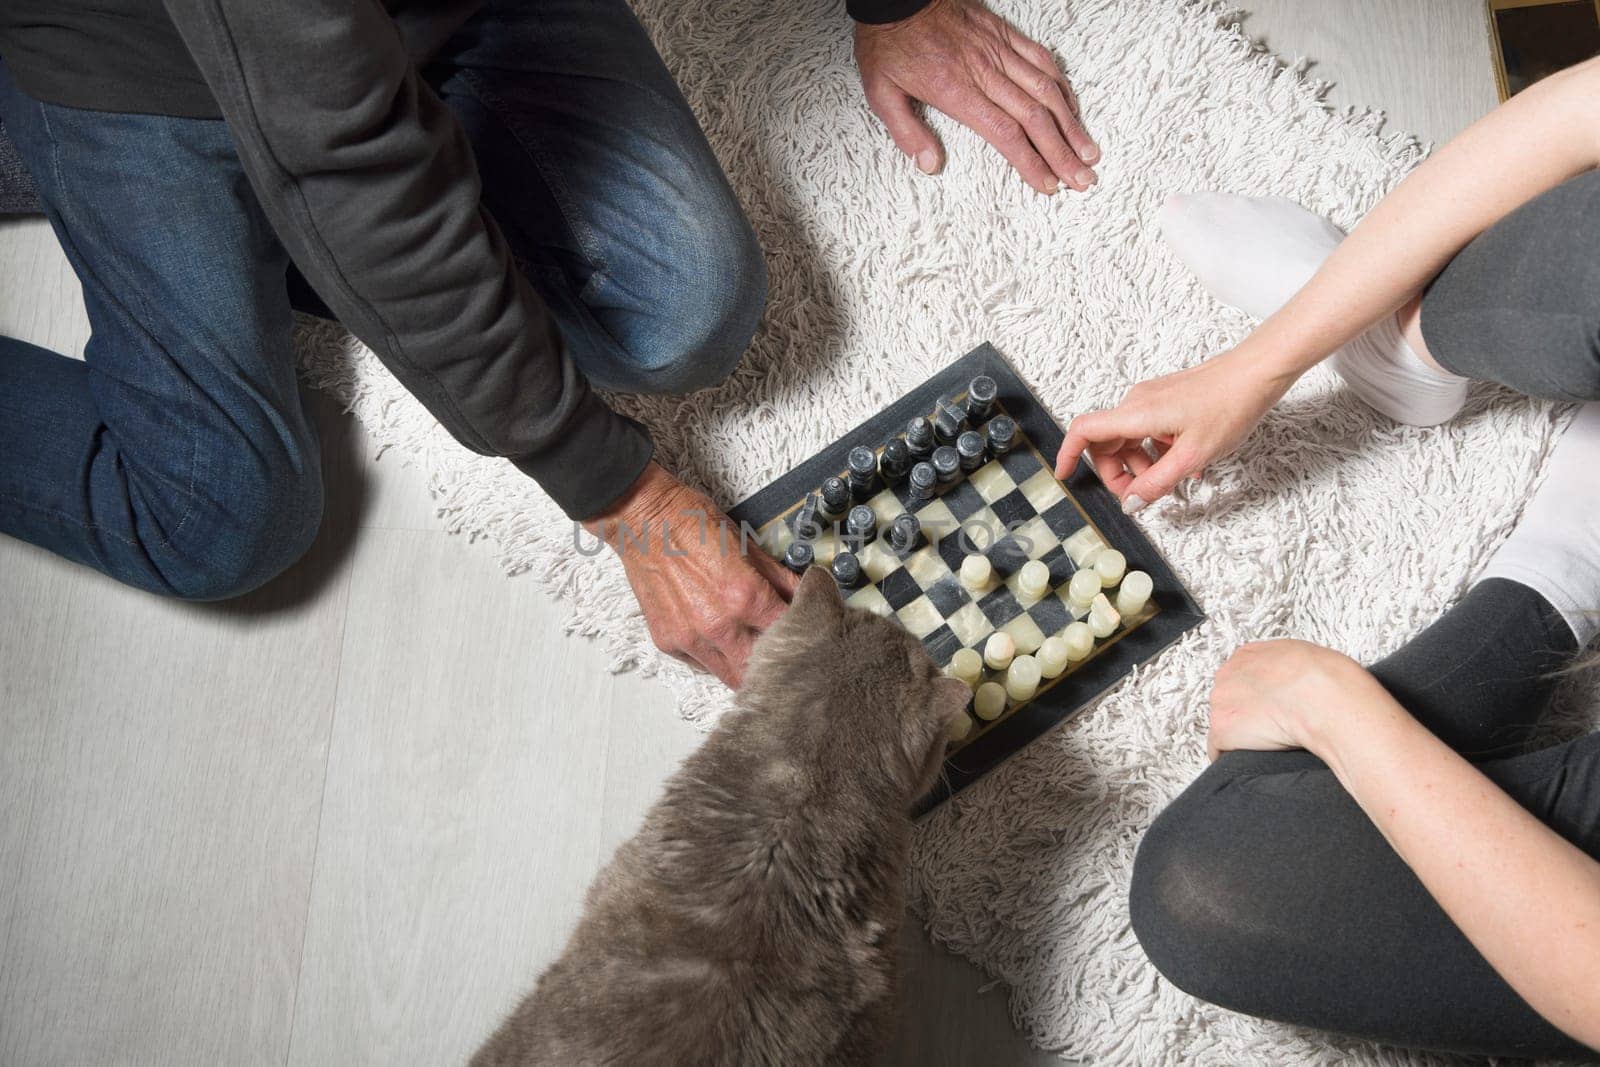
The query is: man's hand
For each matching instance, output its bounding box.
[584,463,799,689]
[854,0,1098,195]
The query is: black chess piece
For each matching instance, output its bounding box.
[888,513,921,555]
[782,540,814,574]
[819,475,852,521]
[878,437,912,486]
[987,415,1018,457]
[905,417,935,462]
[845,505,877,548]
[908,462,937,502]
[847,445,880,501]
[831,551,864,590]
[965,375,998,422]
[932,445,960,486]
[932,396,966,446]
[956,430,986,472]
[794,495,823,541]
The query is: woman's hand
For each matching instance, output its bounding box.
[1054,343,1297,512]
[1207,639,1391,762]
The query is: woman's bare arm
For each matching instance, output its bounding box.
[1211,641,1600,1051]
[1058,58,1600,505]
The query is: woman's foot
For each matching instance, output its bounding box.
[1481,403,1600,649]
[1158,193,1469,426]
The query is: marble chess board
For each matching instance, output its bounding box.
[729,344,1204,814]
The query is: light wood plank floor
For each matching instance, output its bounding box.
[0,6,1496,1064]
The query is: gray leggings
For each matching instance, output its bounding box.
[1422,168,1600,401]
[1131,580,1596,1059]
[1131,170,1600,1060]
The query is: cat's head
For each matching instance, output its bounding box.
[740,566,972,803]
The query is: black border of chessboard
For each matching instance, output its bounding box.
[728,343,1205,817]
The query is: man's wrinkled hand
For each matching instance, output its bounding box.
[585,463,798,689]
[854,0,1098,194]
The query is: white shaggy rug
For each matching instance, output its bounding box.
[294,2,1589,1062]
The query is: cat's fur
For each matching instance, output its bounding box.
[470,566,972,1067]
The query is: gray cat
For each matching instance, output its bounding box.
[470,565,972,1067]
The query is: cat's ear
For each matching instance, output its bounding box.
[931,676,973,726]
[904,675,973,796]
[784,564,845,627]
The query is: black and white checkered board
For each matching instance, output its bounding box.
[730,344,1203,815]
[758,444,1093,668]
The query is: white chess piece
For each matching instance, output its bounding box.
[1088,594,1121,638]
[1004,655,1042,701]
[1016,559,1050,601]
[1037,636,1070,678]
[1062,621,1094,660]
[946,648,984,687]
[1115,571,1153,616]
[983,632,1016,671]
[1094,549,1126,587]
[960,554,993,592]
[974,682,1007,721]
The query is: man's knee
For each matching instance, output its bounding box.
[157,454,324,601]
[605,198,767,395]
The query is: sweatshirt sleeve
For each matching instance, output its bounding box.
[160,0,653,519]
[846,0,933,24]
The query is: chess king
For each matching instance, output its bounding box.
[0,0,1099,691]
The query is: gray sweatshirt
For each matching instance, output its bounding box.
[0,0,925,517]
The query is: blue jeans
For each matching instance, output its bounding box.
[0,0,765,600]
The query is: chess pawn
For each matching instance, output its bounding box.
[932,396,966,446]
[1037,635,1070,679]
[932,446,961,487]
[945,647,983,687]
[959,554,993,593]
[983,632,1016,671]
[1094,548,1127,587]
[878,437,912,486]
[847,446,880,502]
[831,551,865,590]
[986,415,1018,457]
[1004,655,1042,702]
[845,505,877,548]
[974,682,1007,721]
[965,374,998,422]
[947,712,975,743]
[1067,568,1101,611]
[888,513,921,555]
[1115,571,1154,616]
[1064,525,1107,566]
[782,540,814,574]
[1061,621,1095,661]
[818,476,852,522]
[1016,559,1050,601]
[908,462,937,503]
[956,430,986,472]
[905,417,936,462]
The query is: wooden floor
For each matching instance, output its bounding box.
[0,6,1496,1065]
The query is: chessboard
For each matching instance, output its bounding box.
[729,343,1204,815]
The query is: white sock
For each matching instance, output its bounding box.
[1480,403,1600,649]
[1158,192,1469,427]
